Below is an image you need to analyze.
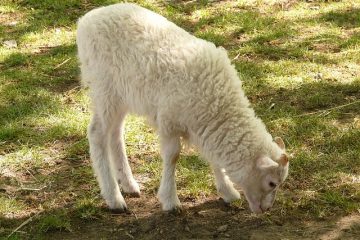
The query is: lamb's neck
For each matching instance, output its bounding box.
[191,103,271,171]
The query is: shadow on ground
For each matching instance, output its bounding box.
[2,195,360,239]
[1,1,360,239]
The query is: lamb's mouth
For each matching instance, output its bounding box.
[247,199,263,214]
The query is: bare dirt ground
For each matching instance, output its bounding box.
[44,194,360,240]
[1,1,360,239]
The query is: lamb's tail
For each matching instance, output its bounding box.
[76,16,95,89]
[78,62,92,89]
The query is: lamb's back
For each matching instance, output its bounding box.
[77,3,243,128]
[77,3,201,67]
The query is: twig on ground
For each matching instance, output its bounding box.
[39,45,60,49]
[19,186,47,191]
[53,58,71,69]
[294,100,360,117]
[125,231,135,239]
[232,52,241,61]
[20,165,38,181]
[7,212,41,238]
[130,210,138,220]
[67,85,81,93]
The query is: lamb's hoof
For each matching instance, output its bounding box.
[120,180,141,197]
[123,191,141,198]
[220,198,245,210]
[106,197,128,213]
[109,206,129,214]
[167,206,183,215]
[220,197,230,205]
[218,190,241,204]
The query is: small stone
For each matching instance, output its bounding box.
[314,72,323,81]
[3,40,17,48]
[184,225,190,232]
[5,21,18,26]
[310,6,320,10]
[217,224,228,232]
[195,210,207,217]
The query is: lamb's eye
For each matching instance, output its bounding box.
[269,182,277,188]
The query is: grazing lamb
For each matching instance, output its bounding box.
[76,3,289,214]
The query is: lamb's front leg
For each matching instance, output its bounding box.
[157,136,181,211]
[213,166,240,203]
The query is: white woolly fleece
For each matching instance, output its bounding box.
[77,3,286,211]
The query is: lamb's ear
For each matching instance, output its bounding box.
[274,137,286,150]
[278,154,289,167]
[257,156,279,169]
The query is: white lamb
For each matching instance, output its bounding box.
[76,3,289,214]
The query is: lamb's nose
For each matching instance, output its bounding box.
[261,206,270,212]
[259,206,265,213]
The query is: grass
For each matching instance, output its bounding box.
[1,0,360,239]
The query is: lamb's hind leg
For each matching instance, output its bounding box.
[213,166,240,203]
[88,114,127,212]
[108,110,140,197]
[157,135,181,211]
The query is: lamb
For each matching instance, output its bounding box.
[76,3,289,214]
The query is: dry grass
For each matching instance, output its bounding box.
[0,0,359,239]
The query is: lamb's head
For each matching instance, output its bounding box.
[229,137,289,214]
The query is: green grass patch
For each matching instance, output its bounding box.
[1,0,360,238]
[38,211,72,233]
[0,196,26,217]
[74,197,102,220]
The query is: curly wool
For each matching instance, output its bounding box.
[77,3,283,188]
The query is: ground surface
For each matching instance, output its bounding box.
[0,0,359,239]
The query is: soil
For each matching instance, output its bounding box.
[44,194,360,240]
